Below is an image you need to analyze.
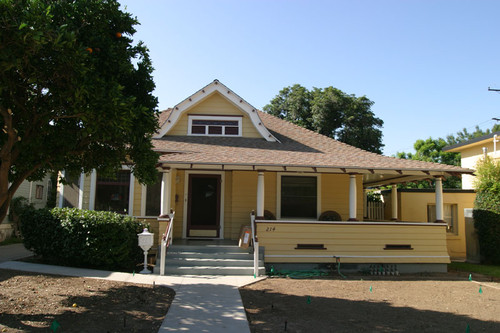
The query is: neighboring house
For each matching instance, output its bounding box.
[57,80,474,272]
[440,131,500,262]
[1,175,52,241]
[443,131,500,189]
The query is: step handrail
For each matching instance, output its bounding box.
[250,211,259,277]
[159,210,175,276]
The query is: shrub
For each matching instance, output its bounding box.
[318,210,342,221]
[21,208,148,271]
[473,209,500,264]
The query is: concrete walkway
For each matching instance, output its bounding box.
[0,243,33,262]
[0,245,264,332]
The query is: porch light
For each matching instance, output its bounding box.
[138,228,154,274]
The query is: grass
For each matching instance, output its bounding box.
[449,262,500,279]
[0,236,23,246]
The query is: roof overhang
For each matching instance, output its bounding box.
[156,160,473,187]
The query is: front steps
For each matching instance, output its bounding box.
[154,243,266,276]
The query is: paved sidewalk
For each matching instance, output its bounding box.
[0,243,33,262]
[0,260,264,332]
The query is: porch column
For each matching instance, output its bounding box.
[58,171,65,208]
[78,173,85,209]
[89,169,96,211]
[160,169,171,216]
[391,184,398,221]
[348,174,358,221]
[435,177,444,222]
[256,171,265,218]
[128,172,135,216]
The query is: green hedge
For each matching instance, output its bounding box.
[473,209,500,264]
[21,208,148,271]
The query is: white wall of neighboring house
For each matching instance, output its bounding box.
[459,137,499,190]
[1,174,53,224]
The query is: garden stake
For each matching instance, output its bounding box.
[133,270,135,276]
[466,323,470,333]
[307,296,311,304]
[479,286,483,294]
[369,286,373,293]
[469,274,472,281]
[50,320,60,332]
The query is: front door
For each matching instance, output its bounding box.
[187,174,221,238]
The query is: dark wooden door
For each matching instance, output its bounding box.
[187,174,221,237]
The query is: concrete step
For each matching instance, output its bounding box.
[165,257,259,267]
[155,243,265,276]
[163,265,266,276]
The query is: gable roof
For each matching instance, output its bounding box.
[152,81,474,187]
[443,131,500,153]
[154,80,278,142]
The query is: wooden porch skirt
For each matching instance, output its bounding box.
[255,220,450,264]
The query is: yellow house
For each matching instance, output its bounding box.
[57,80,475,273]
[443,131,500,189]
[382,189,475,261]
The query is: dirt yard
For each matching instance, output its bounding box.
[0,269,175,332]
[240,274,500,333]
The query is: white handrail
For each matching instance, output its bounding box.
[160,211,175,276]
[250,211,259,277]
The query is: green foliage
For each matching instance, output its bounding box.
[0,0,159,222]
[448,262,500,279]
[446,125,500,145]
[395,138,461,189]
[474,157,500,213]
[20,207,147,270]
[472,209,500,264]
[8,196,33,237]
[264,85,384,154]
[366,191,382,202]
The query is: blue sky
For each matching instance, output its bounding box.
[120,0,500,156]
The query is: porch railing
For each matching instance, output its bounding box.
[159,210,175,276]
[250,211,260,277]
[366,201,385,220]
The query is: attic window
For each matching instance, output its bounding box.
[188,115,241,136]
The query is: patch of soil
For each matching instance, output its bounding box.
[0,269,175,332]
[240,275,500,332]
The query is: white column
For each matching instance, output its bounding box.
[128,172,135,216]
[391,184,398,221]
[349,174,357,221]
[89,170,97,211]
[78,173,85,209]
[58,171,65,208]
[435,177,444,222]
[160,169,171,216]
[256,171,265,217]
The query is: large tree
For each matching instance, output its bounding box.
[395,124,500,189]
[0,0,159,222]
[264,85,384,153]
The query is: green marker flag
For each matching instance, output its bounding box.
[50,320,60,332]
[466,324,470,333]
[133,270,135,276]
[254,273,256,279]
[469,274,472,281]
[479,286,483,294]
[307,296,311,304]
[369,286,373,293]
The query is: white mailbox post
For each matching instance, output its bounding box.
[138,228,154,274]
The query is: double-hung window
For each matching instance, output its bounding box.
[427,203,458,234]
[95,170,131,214]
[188,115,242,136]
[279,175,319,219]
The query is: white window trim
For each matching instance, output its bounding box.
[276,173,321,220]
[187,115,242,137]
[90,166,133,215]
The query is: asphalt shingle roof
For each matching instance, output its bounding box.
[152,110,472,177]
